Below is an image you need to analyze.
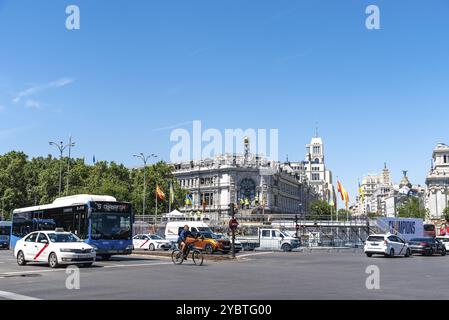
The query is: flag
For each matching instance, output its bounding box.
[185,194,192,206]
[338,181,350,208]
[156,184,166,201]
[337,181,345,201]
[359,183,365,201]
[169,182,175,205]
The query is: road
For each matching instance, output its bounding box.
[0,249,448,300]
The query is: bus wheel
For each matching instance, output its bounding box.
[17,251,27,266]
[101,255,111,261]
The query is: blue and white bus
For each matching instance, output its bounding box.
[0,221,11,249]
[11,195,134,260]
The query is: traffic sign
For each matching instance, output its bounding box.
[229,218,239,230]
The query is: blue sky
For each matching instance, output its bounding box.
[0,0,449,203]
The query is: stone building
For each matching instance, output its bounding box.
[426,143,449,220]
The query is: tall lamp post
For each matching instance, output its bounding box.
[49,140,72,197]
[65,136,76,196]
[133,153,157,216]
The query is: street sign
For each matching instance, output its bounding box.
[229,218,239,230]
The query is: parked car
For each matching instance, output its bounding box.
[213,233,242,253]
[409,237,447,256]
[14,230,96,268]
[364,234,411,258]
[0,235,9,249]
[133,234,172,251]
[186,231,231,254]
[436,236,449,251]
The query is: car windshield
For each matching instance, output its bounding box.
[197,227,213,233]
[48,233,81,243]
[367,236,384,242]
[437,238,449,243]
[150,235,162,240]
[200,232,214,239]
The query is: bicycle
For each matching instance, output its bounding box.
[172,242,204,266]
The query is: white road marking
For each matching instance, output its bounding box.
[0,261,172,277]
[237,252,274,259]
[0,290,41,300]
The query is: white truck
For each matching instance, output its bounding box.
[237,228,300,252]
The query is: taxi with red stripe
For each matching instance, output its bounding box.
[14,230,96,268]
[133,234,172,251]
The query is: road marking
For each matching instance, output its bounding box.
[237,252,274,259]
[0,290,41,300]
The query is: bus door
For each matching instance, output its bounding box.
[73,209,87,239]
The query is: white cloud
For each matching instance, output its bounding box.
[24,99,41,109]
[13,77,74,104]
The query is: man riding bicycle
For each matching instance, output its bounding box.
[178,225,203,259]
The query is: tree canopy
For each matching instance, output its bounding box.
[0,151,187,220]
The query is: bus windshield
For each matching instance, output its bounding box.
[91,212,132,240]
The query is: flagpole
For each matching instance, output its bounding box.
[169,181,172,213]
[155,186,158,231]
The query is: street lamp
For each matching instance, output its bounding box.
[65,136,76,196]
[49,140,73,197]
[133,153,157,216]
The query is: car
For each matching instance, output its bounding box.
[186,231,231,254]
[364,233,411,258]
[409,237,447,256]
[0,235,9,249]
[436,236,449,251]
[213,233,243,253]
[133,234,172,251]
[14,230,96,268]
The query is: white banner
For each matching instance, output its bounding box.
[377,218,424,241]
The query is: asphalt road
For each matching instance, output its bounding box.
[0,248,448,300]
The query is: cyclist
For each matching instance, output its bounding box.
[178,225,193,258]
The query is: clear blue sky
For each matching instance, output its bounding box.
[1,0,448,203]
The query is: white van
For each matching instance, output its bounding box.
[164,221,213,243]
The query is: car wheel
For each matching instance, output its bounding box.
[281,244,292,252]
[149,243,155,251]
[389,248,395,258]
[17,251,27,266]
[48,253,59,269]
[442,248,447,256]
[366,253,373,258]
[204,244,214,254]
[405,249,411,257]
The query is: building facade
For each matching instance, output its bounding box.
[289,136,334,202]
[426,143,449,220]
[172,152,318,219]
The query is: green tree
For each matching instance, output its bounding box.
[443,206,449,222]
[309,200,332,220]
[397,197,427,219]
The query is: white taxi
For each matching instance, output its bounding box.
[364,233,411,258]
[133,234,172,251]
[14,230,96,268]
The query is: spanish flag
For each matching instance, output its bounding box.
[338,181,350,208]
[156,184,166,201]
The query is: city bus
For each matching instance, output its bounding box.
[11,195,134,260]
[0,221,12,249]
